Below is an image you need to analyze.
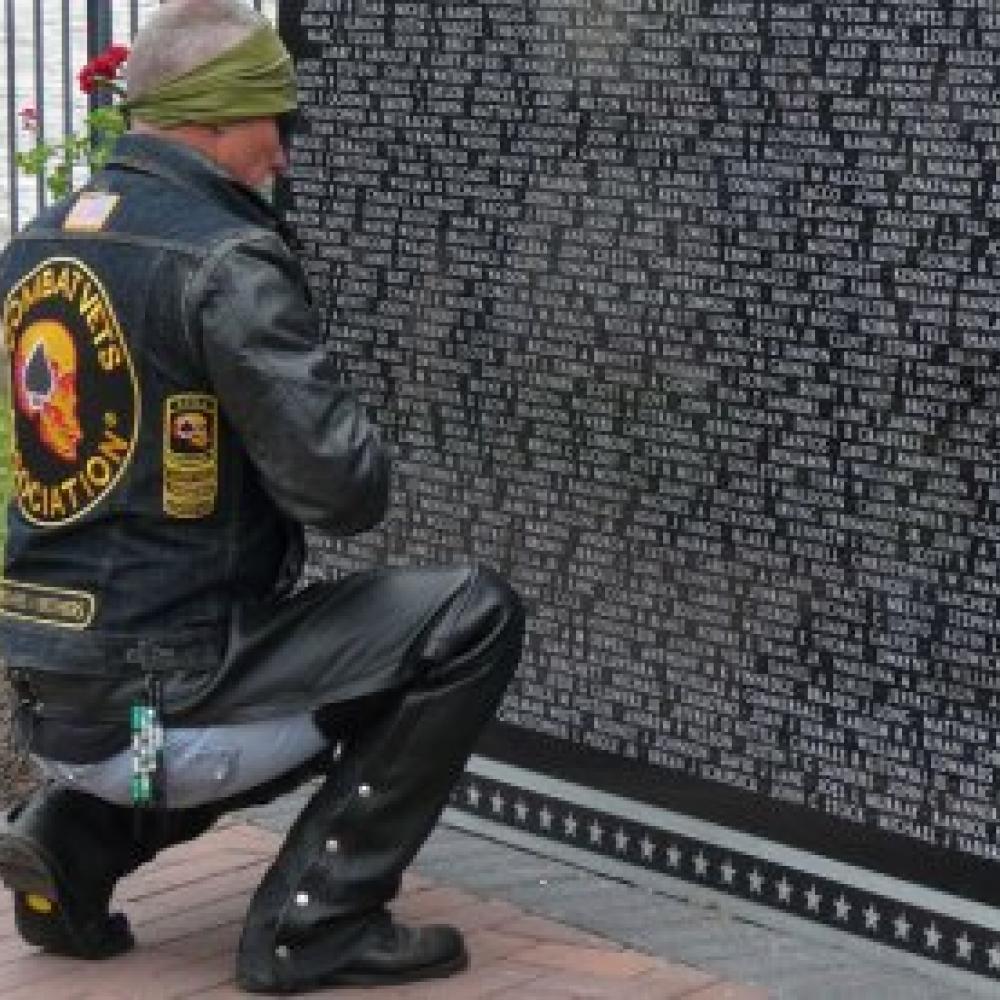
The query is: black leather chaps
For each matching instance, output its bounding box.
[228,563,524,990]
[18,563,523,991]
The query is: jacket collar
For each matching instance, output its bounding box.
[103,132,281,230]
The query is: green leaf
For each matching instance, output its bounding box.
[48,160,72,198]
[15,104,127,195]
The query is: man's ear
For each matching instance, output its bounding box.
[277,111,299,153]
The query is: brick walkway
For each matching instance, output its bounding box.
[0,822,767,999]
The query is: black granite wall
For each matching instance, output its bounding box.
[279,0,1000,968]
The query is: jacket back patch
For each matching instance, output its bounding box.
[3,257,140,526]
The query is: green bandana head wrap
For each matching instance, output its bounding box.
[125,26,296,127]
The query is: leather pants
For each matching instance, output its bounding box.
[11,563,522,990]
[234,563,524,991]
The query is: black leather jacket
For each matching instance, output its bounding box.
[0,133,389,747]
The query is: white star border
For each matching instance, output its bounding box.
[450,776,1000,978]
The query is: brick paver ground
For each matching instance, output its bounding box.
[0,822,767,999]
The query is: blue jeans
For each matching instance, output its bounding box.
[35,714,327,809]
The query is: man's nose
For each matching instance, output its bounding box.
[274,144,289,175]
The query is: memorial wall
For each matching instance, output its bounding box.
[279,0,1000,976]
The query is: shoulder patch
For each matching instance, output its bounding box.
[63,192,120,232]
[163,394,219,519]
[4,257,140,527]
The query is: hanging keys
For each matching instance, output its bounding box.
[130,675,164,808]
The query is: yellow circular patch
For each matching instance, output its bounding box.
[3,257,140,527]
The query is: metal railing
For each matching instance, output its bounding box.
[1,0,276,240]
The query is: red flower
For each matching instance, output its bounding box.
[18,106,37,131]
[91,54,116,77]
[77,43,129,94]
[106,44,129,68]
[78,66,97,94]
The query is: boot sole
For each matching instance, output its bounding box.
[316,947,469,988]
[0,833,133,960]
[238,948,470,993]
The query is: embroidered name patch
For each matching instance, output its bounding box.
[3,258,140,527]
[0,578,96,629]
[163,394,218,519]
[63,192,119,232]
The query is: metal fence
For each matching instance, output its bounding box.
[1,0,276,240]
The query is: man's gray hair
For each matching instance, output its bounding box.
[126,0,269,101]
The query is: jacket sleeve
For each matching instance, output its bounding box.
[188,230,390,534]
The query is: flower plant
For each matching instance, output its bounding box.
[16,44,129,199]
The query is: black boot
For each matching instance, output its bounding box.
[244,908,468,993]
[0,786,222,960]
[236,566,524,993]
[0,787,140,959]
[327,912,468,986]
